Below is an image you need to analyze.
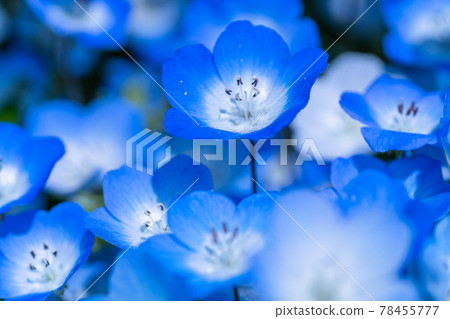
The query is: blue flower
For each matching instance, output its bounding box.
[0,203,94,300]
[331,155,450,221]
[382,0,450,68]
[25,98,144,195]
[0,122,64,215]
[60,261,107,301]
[86,156,214,249]
[98,245,188,301]
[291,52,384,161]
[145,191,274,298]
[256,188,419,300]
[25,0,130,50]
[416,214,450,300]
[340,74,444,152]
[163,20,328,140]
[126,0,185,62]
[182,0,320,53]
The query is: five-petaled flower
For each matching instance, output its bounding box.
[162,20,328,140]
[0,203,94,300]
[86,156,213,249]
[145,191,274,298]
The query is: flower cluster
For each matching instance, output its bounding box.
[1,0,450,302]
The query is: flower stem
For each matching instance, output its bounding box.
[233,286,240,301]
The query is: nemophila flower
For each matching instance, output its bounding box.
[0,122,64,215]
[97,244,187,301]
[86,156,213,249]
[25,98,144,195]
[127,0,182,42]
[340,74,444,152]
[416,215,450,300]
[59,261,107,301]
[291,52,384,161]
[163,20,328,140]
[331,155,450,221]
[256,188,419,301]
[382,0,450,68]
[0,203,94,300]
[124,0,185,62]
[26,0,130,50]
[182,0,320,53]
[146,191,274,298]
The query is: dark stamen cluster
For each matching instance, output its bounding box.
[398,101,419,116]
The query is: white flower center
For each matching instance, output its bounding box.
[138,203,169,241]
[27,242,64,286]
[221,75,263,122]
[387,101,423,133]
[187,222,264,281]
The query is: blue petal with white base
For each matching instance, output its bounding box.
[86,156,214,249]
[0,202,94,300]
[145,191,274,298]
[163,20,328,140]
[340,75,444,152]
[0,122,64,215]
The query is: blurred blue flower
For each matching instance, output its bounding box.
[146,191,274,298]
[26,0,130,50]
[331,155,450,222]
[98,244,188,301]
[340,75,444,152]
[0,202,94,300]
[86,156,213,249]
[382,0,450,68]
[256,188,419,300]
[126,0,185,62]
[0,48,49,111]
[0,122,64,215]
[182,0,320,53]
[416,215,450,300]
[163,20,327,139]
[60,261,107,301]
[25,98,144,195]
[291,52,384,161]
